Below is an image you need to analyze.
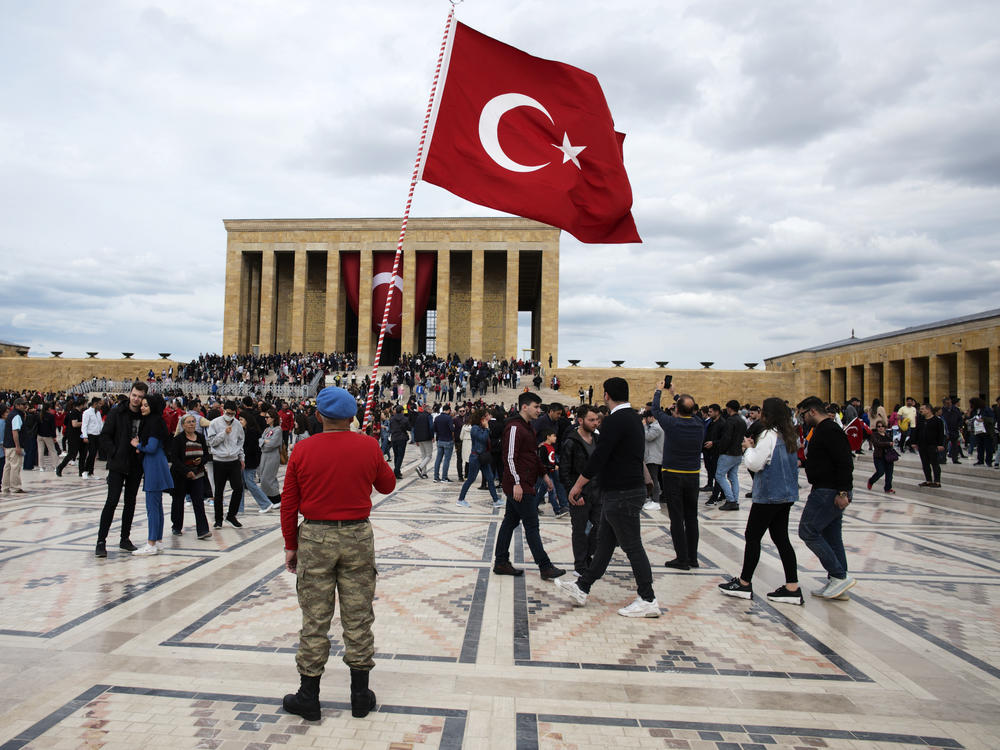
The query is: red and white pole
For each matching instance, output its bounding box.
[360,6,456,430]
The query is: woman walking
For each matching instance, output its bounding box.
[169,414,212,539]
[258,409,283,511]
[867,421,896,494]
[718,397,802,604]
[455,410,502,508]
[132,394,174,555]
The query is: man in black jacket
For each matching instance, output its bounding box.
[916,403,946,487]
[715,400,746,511]
[555,377,659,618]
[560,405,601,575]
[388,406,410,478]
[702,404,724,504]
[95,381,147,557]
[796,396,855,600]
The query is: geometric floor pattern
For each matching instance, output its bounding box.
[0,450,998,749]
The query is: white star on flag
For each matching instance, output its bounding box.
[552,132,586,169]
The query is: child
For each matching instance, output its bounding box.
[535,429,569,517]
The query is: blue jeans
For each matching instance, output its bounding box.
[715,454,741,503]
[458,454,499,503]
[145,490,164,541]
[534,475,568,513]
[494,491,552,571]
[434,440,454,480]
[798,487,849,579]
[243,468,273,511]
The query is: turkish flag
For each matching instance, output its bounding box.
[421,22,641,244]
[844,418,871,452]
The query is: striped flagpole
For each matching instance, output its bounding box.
[361,6,457,430]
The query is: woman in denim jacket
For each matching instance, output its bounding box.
[718,397,802,604]
[456,410,501,508]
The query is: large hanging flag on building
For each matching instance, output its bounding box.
[420,22,641,244]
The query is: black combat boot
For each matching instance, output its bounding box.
[283,673,321,721]
[350,669,376,718]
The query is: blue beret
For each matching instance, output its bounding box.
[316,387,357,420]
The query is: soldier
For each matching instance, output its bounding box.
[281,386,396,720]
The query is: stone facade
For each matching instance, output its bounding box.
[765,308,1000,407]
[552,367,797,409]
[0,358,180,393]
[222,217,560,367]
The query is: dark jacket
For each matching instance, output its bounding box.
[718,413,747,456]
[917,415,945,449]
[559,428,599,500]
[803,418,853,492]
[582,405,645,491]
[170,430,210,480]
[388,413,410,442]
[501,415,541,496]
[100,403,145,475]
[434,413,454,442]
[703,416,725,455]
[413,411,434,442]
[651,390,705,474]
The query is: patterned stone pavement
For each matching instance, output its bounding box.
[0,450,998,749]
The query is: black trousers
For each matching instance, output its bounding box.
[171,475,209,537]
[57,435,84,475]
[83,437,100,474]
[645,462,661,499]
[703,453,718,489]
[391,438,407,474]
[568,491,602,574]
[918,445,942,482]
[212,459,243,523]
[455,439,465,480]
[662,473,699,564]
[97,469,141,545]
[740,502,797,584]
[578,488,654,601]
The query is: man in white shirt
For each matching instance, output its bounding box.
[80,397,105,478]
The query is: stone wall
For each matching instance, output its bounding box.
[0,358,181,393]
[550,367,798,408]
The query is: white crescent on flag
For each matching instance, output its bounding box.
[372,272,403,291]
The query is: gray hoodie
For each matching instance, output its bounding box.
[206,415,245,462]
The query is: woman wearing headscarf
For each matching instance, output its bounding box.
[132,393,174,555]
[258,409,283,510]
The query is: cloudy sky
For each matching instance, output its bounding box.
[1,0,998,368]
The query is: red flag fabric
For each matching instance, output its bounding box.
[844,418,871,452]
[369,253,436,338]
[421,22,640,244]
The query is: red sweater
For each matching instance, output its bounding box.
[280,431,396,550]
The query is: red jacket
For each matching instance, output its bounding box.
[501,415,542,496]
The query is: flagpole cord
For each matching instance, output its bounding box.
[361,6,457,430]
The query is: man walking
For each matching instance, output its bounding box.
[388,406,409,478]
[652,381,706,571]
[560,405,602,576]
[796,396,856,600]
[56,397,85,477]
[702,404,724,504]
[1,398,27,494]
[433,404,455,482]
[206,400,245,528]
[281,387,396,721]
[492,391,565,580]
[916,403,945,487]
[715,400,747,510]
[95,383,147,557]
[412,406,434,479]
[555,377,659,617]
[941,397,963,464]
[80,397,104,478]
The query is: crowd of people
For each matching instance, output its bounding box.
[2,364,998,720]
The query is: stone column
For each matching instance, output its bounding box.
[289,250,307,352]
[324,250,344,352]
[990,346,1000,407]
[222,247,243,354]
[832,367,846,405]
[357,249,374,366]
[505,250,519,360]
[259,248,276,354]
[904,359,920,402]
[402,251,418,356]
[865,363,883,405]
[847,365,863,403]
[436,250,450,356]
[540,248,559,367]
[469,249,485,359]
[928,354,947,404]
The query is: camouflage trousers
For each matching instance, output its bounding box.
[295,519,377,676]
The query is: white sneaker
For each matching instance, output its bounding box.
[155,541,164,550]
[132,544,158,556]
[69,460,77,465]
[258,502,275,514]
[81,472,90,479]
[642,500,659,511]
[821,575,856,599]
[553,576,588,606]
[617,597,660,618]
